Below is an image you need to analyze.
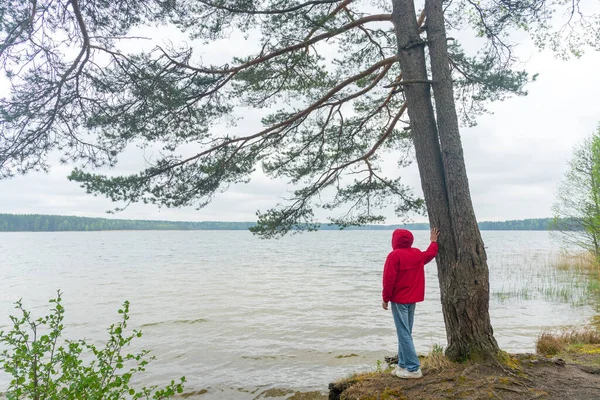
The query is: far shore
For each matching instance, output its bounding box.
[0,213,557,232]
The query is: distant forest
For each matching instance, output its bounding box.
[0,214,557,232]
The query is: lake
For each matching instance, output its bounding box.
[0,230,596,399]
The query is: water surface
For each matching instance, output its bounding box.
[0,230,594,398]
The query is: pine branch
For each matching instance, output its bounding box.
[136,56,398,181]
[198,0,345,15]
[362,102,407,161]
[0,0,38,59]
[251,101,409,236]
[303,0,354,43]
[156,14,392,75]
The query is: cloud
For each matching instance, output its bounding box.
[457,50,600,221]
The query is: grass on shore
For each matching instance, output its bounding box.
[554,251,600,277]
[536,327,600,357]
[419,343,453,371]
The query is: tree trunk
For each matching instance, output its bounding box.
[424,0,499,360]
[389,1,454,245]
[391,0,499,361]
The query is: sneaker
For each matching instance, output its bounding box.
[391,365,406,376]
[395,368,423,379]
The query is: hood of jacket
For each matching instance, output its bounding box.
[392,229,414,250]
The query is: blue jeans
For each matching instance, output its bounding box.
[391,302,420,372]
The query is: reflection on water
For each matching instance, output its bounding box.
[0,230,596,399]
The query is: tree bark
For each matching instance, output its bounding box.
[391,0,499,361]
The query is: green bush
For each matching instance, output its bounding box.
[0,291,185,399]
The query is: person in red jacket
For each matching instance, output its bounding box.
[382,228,440,379]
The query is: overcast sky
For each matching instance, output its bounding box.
[1,9,599,224]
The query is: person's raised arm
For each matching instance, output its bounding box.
[423,228,440,264]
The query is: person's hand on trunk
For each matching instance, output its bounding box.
[430,228,440,242]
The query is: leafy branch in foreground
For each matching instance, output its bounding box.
[0,291,185,399]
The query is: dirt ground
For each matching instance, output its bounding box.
[328,352,600,400]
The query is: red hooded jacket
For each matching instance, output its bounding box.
[382,229,438,304]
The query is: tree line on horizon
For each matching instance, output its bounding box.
[0,214,559,232]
